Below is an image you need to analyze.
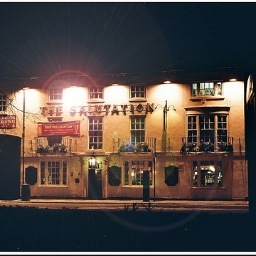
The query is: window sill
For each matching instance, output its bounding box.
[190,96,225,101]
[129,98,147,103]
[87,99,105,103]
[46,101,63,105]
[38,185,69,187]
[191,186,226,189]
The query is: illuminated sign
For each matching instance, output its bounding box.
[40,103,155,117]
[0,115,16,129]
[38,120,80,136]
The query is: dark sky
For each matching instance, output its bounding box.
[0,2,256,78]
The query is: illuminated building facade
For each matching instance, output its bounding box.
[0,68,248,200]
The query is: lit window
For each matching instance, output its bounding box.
[186,114,230,152]
[130,85,146,99]
[192,82,222,97]
[192,161,223,187]
[89,116,103,149]
[89,87,103,100]
[130,116,145,144]
[40,161,67,185]
[48,88,63,101]
[0,94,7,111]
[124,160,152,186]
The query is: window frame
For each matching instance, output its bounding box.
[191,82,222,97]
[88,116,103,150]
[187,114,229,147]
[48,87,63,102]
[0,93,7,111]
[124,159,153,186]
[40,160,68,186]
[130,85,146,101]
[88,87,104,102]
[130,116,145,145]
[192,160,223,188]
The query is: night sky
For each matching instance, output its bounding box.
[0,2,256,78]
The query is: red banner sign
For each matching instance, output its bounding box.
[0,115,16,129]
[38,121,80,136]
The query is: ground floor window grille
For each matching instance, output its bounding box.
[40,160,67,185]
[192,161,223,187]
[124,160,152,186]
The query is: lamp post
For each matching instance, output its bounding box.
[22,88,26,185]
[154,100,176,202]
[155,100,176,150]
[21,87,30,201]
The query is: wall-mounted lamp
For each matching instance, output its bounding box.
[155,100,176,131]
[89,151,97,168]
[229,78,237,82]
[88,148,102,169]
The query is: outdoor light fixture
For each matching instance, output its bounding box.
[155,100,176,131]
[22,87,29,185]
[88,148,102,169]
[89,149,97,168]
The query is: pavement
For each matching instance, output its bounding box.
[0,198,249,213]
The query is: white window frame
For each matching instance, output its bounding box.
[88,116,103,150]
[40,160,67,185]
[192,160,223,187]
[0,93,7,111]
[89,87,103,101]
[130,85,146,100]
[192,82,222,97]
[124,159,153,186]
[48,87,63,102]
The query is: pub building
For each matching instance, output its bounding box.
[0,68,248,200]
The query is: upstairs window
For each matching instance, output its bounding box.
[89,87,103,100]
[192,82,222,97]
[130,116,145,144]
[0,94,7,111]
[48,88,63,101]
[130,85,146,99]
[89,116,103,150]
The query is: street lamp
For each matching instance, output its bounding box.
[21,87,30,201]
[155,100,176,132]
[154,100,176,202]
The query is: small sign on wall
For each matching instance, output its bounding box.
[165,165,179,186]
[0,115,16,129]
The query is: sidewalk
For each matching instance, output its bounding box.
[0,198,249,213]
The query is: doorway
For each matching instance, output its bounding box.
[88,169,102,199]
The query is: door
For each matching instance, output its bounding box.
[88,169,102,199]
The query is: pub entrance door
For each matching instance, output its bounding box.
[88,169,102,199]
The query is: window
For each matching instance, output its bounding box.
[0,94,7,111]
[130,116,145,144]
[89,87,103,100]
[192,161,223,187]
[187,114,228,146]
[192,82,222,97]
[48,88,63,101]
[130,85,146,99]
[40,161,67,185]
[124,160,152,186]
[89,116,103,149]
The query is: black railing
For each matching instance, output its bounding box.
[35,138,72,155]
[118,137,156,154]
[180,137,233,154]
